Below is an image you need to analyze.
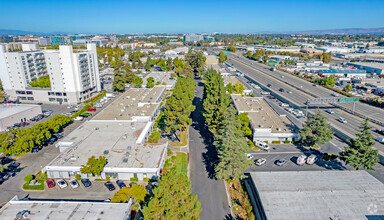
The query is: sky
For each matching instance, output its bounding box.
[0,0,383,34]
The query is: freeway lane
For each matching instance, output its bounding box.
[226,55,384,155]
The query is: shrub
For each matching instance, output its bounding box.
[130,177,139,182]
[24,174,34,183]
[75,174,81,180]
[143,178,150,182]
[167,148,173,156]
[330,154,338,160]
[22,180,44,191]
[106,176,111,181]
[272,140,281,144]
[284,140,291,144]
[322,153,330,161]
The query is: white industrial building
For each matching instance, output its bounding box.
[0,195,132,220]
[231,95,299,143]
[0,104,42,131]
[0,43,101,104]
[316,46,353,54]
[43,86,167,181]
[348,62,384,75]
[318,69,367,80]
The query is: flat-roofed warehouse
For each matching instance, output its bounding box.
[93,86,166,122]
[245,171,384,220]
[0,104,42,131]
[142,72,176,90]
[0,196,132,220]
[231,94,299,143]
[44,120,167,181]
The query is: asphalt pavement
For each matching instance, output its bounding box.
[189,79,232,220]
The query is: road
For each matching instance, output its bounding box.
[189,79,232,220]
[226,54,384,156]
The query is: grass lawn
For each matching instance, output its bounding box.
[169,131,188,147]
[175,152,188,176]
[23,180,45,191]
[148,130,161,143]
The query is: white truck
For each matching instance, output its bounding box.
[105,93,115,98]
[296,155,307,166]
[255,140,269,151]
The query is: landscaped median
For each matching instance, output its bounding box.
[227,179,255,220]
[162,149,188,176]
[22,172,48,191]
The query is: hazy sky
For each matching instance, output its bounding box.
[0,0,383,34]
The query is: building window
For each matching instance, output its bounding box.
[64,98,68,102]
[26,91,33,95]
[27,97,34,101]
[18,96,27,100]
[16,91,26,94]
[55,92,62,96]
[63,93,67,96]
[49,98,55,102]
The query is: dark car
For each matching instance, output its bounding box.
[374,129,384,135]
[8,162,20,170]
[48,137,57,145]
[81,178,92,187]
[22,122,30,126]
[267,84,272,87]
[116,180,126,188]
[279,88,285,92]
[53,133,64,139]
[275,159,287,166]
[32,147,39,153]
[104,182,115,191]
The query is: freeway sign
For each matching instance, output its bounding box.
[224,51,230,53]
[339,97,359,103]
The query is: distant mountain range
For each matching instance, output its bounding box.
[289,27,384,35]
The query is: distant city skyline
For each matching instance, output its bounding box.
[0,0,383,34]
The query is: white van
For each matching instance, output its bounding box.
[255,141,269,151]
[306,154,318,165]
[296,155,307,166]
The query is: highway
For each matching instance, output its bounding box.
[224,53,384,156]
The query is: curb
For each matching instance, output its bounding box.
[223,180,235,218]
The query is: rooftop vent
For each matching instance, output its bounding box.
[103,150,109,155]
[126,146,132,154]
[259,124,263,128]
[277,128,281,131]
[94,127,99,130]
[122,158,128,163]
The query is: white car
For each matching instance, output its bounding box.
[74,116,84,121]
[325,109,334,114]
[255,158,267,166]
[306,154,318,165]
[331,93,339,97]
[74,106,81,111]
[57,179,68,189]
[69,179,79,189]
[337,117,347,124]
[67,105,73,109]
[247,154,254,160]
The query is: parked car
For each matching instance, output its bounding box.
[74,116,84,121]
[57,179,68,188]
[46,179,55,188]
[8,162,20,170]
[104,182,115,191]
[255,158,267,166]
[53,133,64,139]
[377,136,384,144]
[306,154,318,165]
[69,179,79,188]
[32,147,39,153]
[337,117,347,124]
[67,105,73,109]
[74,106,81,111]
[22,122,30,126]
[296,155,307,166]
[81,178,92,187]
[275,159,287,166]
[116,180,126,188]
[373,129,384,135]
[331,93,339,97]
[247,154,254,160]
[87,108,96,112]
[48,137,57,145]
[325,109,334,114]
[255,141,269,151]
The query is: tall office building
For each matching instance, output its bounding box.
[0,43,101,104]
[183,34,204,42]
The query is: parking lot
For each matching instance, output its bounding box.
[245,144,348,173]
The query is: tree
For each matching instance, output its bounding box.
[185,51,206,73]
[321,53,331,63]
[236,113,252,137]
[145,56,155,71]
[112,72,126,92]
[170,72,177,79]
[227,45,236,52]
[183,64,193,77]
[203,69,230,134]
[111,187,130,203]
[215,106,253,180]
[300,111,333,147]
[226,83,234,94]
[124,70,136,84]
[234,81,244,94]
[218,51,227,63]
[146,77,155,88]
[166,57,173,71]
[132,76,143,88]
[24,174,34,183]
[142,168,201,219]
[340,120,379,170]
[158,59,167,71]
[164,77,196,141]
[173,58,186,73]
[129,184,147,202]
[344,83,352,92]
[80,156,107,176]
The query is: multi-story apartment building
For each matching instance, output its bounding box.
[0,43,101,104]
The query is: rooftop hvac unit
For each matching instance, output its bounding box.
[259,107,263,110]
[122,158,128,163]
[94,127,99,130]
[259,124,263,128]
[103,150,109,155]
[126,146,132,154]
[277,128,282,131]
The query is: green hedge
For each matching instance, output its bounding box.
[272,141,281,144]
[148,130,161,143]
[143,178,150,182]
[84,90,107,104]
[130,177,139,182]
[284,140,291,144]
[22,180,45,191]
[72,104,91,118]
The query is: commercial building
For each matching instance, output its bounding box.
[231,95,299,143]
[51,36,86,46]
[142,72,176,90]
[317,46,353,54]
[348,62,384,75]
[183,34,204,42]
[73,38,108,47]
[245,171,384,220]
[318,69,367,80]
[0,104,42,131]
[44,86,167,180]
[300,48,323,55]
[0,36,13,43]
[269,55,290,62]
[0,195,132,220]
[38,37,52,45]
[0,43,101,104]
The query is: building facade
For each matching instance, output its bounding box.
[0,43,101,104]
[183,34,204,42]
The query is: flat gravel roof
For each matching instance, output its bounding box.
[0,104,40,119]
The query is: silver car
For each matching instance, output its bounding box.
[255,158,267,166]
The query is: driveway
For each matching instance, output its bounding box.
[189,79,232,220]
